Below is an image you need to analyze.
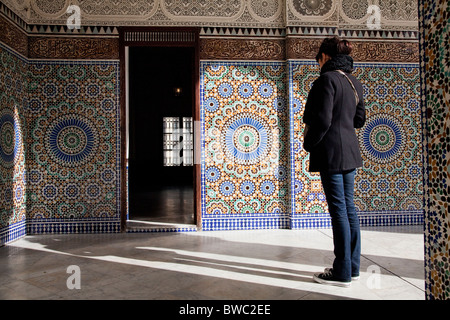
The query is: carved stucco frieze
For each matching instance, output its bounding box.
[28,36,119,59]
[1,0,418,30]
[200,38,285,60]
[287,37,419,62]
[200,37,418,62]
[351,41,419,63]
[0,14,28,56]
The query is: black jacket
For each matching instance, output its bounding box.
[303,54,366,173]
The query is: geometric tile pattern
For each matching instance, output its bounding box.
[26,60,121,233]
[1,42,424,238]
[354,64,423,212]
[200,62,290,230]
[289,61,324,218]
[418,0,450,300]
[290,61,423,224]
[201,60,424,231]
[0,43,28,245]
[0,47,424,239]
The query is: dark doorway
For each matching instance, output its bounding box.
[128,46,195,225]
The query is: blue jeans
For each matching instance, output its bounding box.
[320,169,361,282]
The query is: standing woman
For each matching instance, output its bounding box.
[303,37,366,287]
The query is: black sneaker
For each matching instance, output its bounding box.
[313,269,351,287]
[324,268,360,281]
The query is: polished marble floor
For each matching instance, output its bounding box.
[0,225,424,300]
[129,186,195,225]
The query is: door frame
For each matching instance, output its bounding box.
[119,27,201,231]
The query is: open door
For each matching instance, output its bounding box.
[119,28,200,231]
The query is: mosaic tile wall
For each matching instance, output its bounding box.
[419,0,450,300]
[0,43,28,245]
[200,60,423,231]
[1,39,424,239]
[290,61,423,228]
[201,62,290,230]
[26,60,121,234]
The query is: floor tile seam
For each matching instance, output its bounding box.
[360,254,425,293]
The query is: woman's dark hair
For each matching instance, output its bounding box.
[315,36,353,62]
